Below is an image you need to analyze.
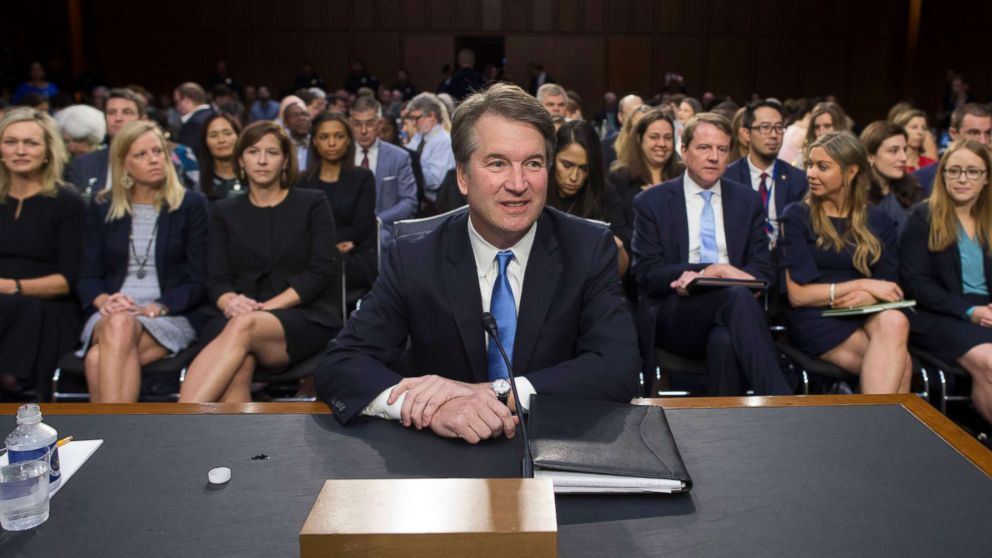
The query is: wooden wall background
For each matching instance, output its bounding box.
[3,0,990,125]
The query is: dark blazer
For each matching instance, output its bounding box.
[601,132,619,171]
[899,203,992,333]
[912,164,938,196]
[316,207,641,423]
[65,149,109,195]
[630,175,774,375]
[207,188,341,329]
[723,157,808,218]
[78,190,209,322]
[177,107,214,155]
[373,140,418,238]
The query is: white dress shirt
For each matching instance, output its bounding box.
[412,124,455,201]
[361,216,538,420]
[747,156,779,242]
[180,104,211,124]
[354,140,380,174]
[684,172,729,264]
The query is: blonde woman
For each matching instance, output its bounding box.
[900,140,992,423]
[78,120,208,403]
[779,132,912,394]
[0,108,85,397]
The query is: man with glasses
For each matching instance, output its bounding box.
[632,112,792,397]
[349,95,417,246]
[406,93,455,205]
[915,103,992,194]
[724,100,807,246]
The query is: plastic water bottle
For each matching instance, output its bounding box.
[5,404,61,489]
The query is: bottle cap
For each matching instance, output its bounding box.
[208,467,231,485]
[15,403,42,425]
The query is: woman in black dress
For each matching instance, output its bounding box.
[298,112,377,292]
[546,120,628,276]
[900,140,992,423]
[197,113,246,201]
[0,108,84,398]
[79,120,208,403]
[179,121,340,403]
[780,132,912,394]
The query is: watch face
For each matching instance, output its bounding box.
[490,379,511,396]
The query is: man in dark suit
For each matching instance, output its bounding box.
[316,83,640,443]
[446,49,486,102]
[914,103,991,194]
[631,112,791,396]
[349,96,418,247]
[173,82,213,155]
[723,100,807,248]
[66,88,145,195]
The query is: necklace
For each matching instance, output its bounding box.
[129,216,159,280]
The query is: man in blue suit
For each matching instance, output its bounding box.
[349,95,418,247]
[913,103,991,194]
[632,113,791,396]
[723,100,807,248]
[66,88,145,195]
[316,83,640,443]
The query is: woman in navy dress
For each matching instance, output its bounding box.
[779,132,912,393]
[0,108,85,398]
[899,140,992,423]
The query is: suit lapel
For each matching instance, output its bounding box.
[441,214,488,382]
[772,160,788,212]
[722,184,745,265]
[154,202,172,283]
[513,213,561,375]
[670,180,690,263]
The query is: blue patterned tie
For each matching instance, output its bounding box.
[487,251,516,380]
[699,190,718,264]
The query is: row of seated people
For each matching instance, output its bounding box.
[0,107,381,402]
[1,93,992,428]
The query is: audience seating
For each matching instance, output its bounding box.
[910,348,971,415]
[51,344,201,402]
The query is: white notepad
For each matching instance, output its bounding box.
[1,439,103,497]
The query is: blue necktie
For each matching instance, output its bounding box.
[487,251,516,380]
[699,190,718,264]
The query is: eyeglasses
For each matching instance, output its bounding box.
[350,118,380,131]
[403,113,426,122]
[944,167,987,181]
[750,123,785,135]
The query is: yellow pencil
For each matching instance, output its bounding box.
[56,436,73,447]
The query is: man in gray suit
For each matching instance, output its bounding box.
[349,95,418,247]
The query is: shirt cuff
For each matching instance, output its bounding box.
[966,306,977,319]
[514,377,537,413]
[360,386,406,420]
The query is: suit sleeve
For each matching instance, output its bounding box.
[899,209,972,319]
[872,210,900,282]
[630,191,706,299]
[206,206,235,304]
[377,150,418,227]
[158,194,208,314]
[77,200,110,309]
[523,229,640,402]
[741,194,775,284]
[55,190,85,290]
[286,195,339,305]
[315,240,411,424]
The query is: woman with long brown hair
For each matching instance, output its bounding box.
[859,120,925,231]
[779,131,911,393]
[900,140,992,423]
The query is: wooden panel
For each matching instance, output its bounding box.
[301,0,340,29]
[354,0,376,29]
[533,0,554,31]
[583,0,605,32]
[797,36,847,99]
[552,37,605,116]
[607,0,630,33]
[353,32,403,89]
[505,0,530,31]
[708,0,752,36]
[557,0,579,31]
[428,0,454,29]
[632,0,654,33]
[657,36,704,96]
[379,0,401,28]
[706,36,752,97]
[454,0,481,29]
[504,35,556,90]
[402,0,427,29]
[403,34,454,94]
[753,37,800,99]
[482,0,503,30]
[607,36,652,97]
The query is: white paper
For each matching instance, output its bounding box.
[534,469,685,494]
[1,440,103,498]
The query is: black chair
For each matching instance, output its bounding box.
[394,205,468,239]
[52,344,202,402]
[909,347,971,415]
[248,352,325,402]
[651,348,707,397]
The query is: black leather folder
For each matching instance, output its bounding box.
[528,395,693,493]
[685,276,767,294]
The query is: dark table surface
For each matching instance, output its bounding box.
[1,398,990,557]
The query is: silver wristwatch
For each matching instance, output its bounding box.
[489,379,511,405]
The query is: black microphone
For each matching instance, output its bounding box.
[482,312,534,478]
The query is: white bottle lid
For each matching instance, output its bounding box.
[208,467,231,484]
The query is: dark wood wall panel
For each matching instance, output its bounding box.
[1,0,984,127]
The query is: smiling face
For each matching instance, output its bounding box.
[943,148,988,208]
[314,119,350,164]
[124,131,167,188]
[554,142,589,198]
[206,117,237,161]
[457,114,547,249]
[239,133,286,188]
[641,119,675,170]
[869,134,907,181]
[681,122,731,188]
[1,121,47,176]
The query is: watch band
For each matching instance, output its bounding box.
[13,279,22,295]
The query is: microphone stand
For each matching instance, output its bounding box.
[482,312,534,478]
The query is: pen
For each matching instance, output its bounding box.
[56,436,73,447]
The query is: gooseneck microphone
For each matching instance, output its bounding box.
[482,312,534,478]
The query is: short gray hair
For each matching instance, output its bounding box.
[55,104,107,145]
[351,95,382,118]
[536,83,566,102]
[451,82,555,169]
[408,93,442,119]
